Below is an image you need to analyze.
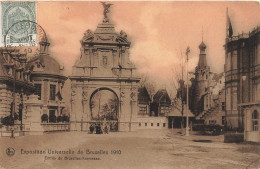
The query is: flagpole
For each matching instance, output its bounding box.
[185,46,190,137]
[226,7,228,38]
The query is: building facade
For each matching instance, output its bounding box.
[191,41,225,126]
[196,73,225,126]
[150,89,171,117]
[0,38,68,136]
[225,25,260,142]
[136,88,169,129]
[0,48,34,133]
[69,5,140,132]
[26,37,68,128]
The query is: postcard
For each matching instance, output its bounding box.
[0,1,259,169]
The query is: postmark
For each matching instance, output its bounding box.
[4,20,47,63]
[6,147,15,157]
[1,1,36,45]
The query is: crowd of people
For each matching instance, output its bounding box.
[89,123,111,134]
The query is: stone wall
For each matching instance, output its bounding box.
[135,117,168,130]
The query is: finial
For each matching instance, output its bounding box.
[101,2,113,23]
[202,25,204,41]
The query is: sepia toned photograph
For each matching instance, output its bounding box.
[0,1,259,169]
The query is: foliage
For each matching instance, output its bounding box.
[1,115,13,126]
[100,98,118,120]
[1,113,20,126]
[57,116,62,123]
[139,73,156,98]
[41,114,48,122]
[49,114,56,123]
[62,115,70,122]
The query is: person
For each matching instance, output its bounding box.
[95,124,100,134]
[104,125,108,134]
[96,123,102,134]
[89,124,94,134]
[107,124,110,133]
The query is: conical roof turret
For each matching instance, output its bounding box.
[198,41,207,67]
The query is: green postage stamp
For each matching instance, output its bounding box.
[1,1,37,46]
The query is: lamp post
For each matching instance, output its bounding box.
[185,46,190,136]
[10,67,16,139]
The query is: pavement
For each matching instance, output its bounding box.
[0,129,259,169]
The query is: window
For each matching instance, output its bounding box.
[160,106,169,115]
[209,120,216,124]
[103,56,107,66]
[252,110,259,131]
[151,123,153,127]
[231,51,237,69]
[226,52,231,71]
[145,123,147,126]
[256,83,260,102]
[139,123,141,127]
[138,105,147,116]
[222,102,225,111]
[222,116,225,125]
[232,88,238,110]
[157,123,160,127]
[34,84,41,100]
[49,85,56,101]
[226,88,231,111]
[49,110,56,123]
[163,123,166,127]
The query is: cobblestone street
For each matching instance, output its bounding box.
[0,129,259,169]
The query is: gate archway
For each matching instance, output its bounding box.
[89,88,119,131]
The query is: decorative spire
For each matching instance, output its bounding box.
[198,41,207,67]
[199,41,206,52]
[202,25,204,41]
[227,8,233,38]
[101,2,113,23]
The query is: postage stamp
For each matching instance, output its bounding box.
[1,1,37,46]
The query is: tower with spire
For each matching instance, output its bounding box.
[193,40,211,116]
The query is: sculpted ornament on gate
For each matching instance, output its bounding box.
[130,92,136,102]
[101,2,113,23]
[120,91,125,104]
[82,88,88,102]
[71,86,77,104]
[82,29,94,42]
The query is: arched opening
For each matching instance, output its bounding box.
[89,88,119,131]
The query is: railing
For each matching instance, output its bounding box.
[40,123,70,132]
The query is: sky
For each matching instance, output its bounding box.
[36,1,260,91]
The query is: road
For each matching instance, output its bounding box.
[0,129,259,169]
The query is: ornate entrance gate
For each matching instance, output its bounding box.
[69,3,140,132]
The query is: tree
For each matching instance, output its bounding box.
[139,73,156,100]
[168,50,189,133]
